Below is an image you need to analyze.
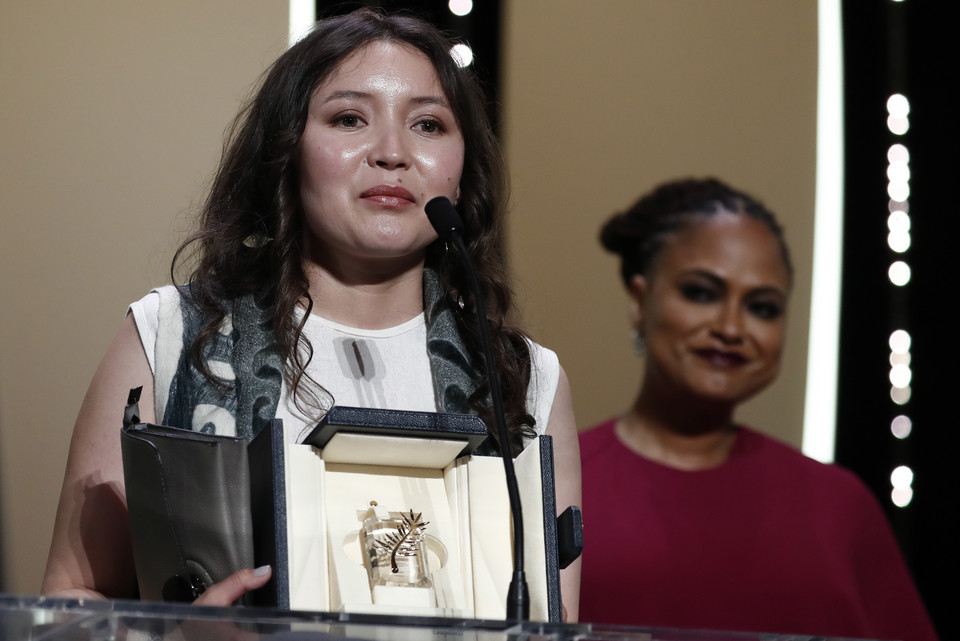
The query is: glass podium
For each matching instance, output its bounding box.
[0,594,878,641]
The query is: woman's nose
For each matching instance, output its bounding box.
[369,125,409,170]
[710,302,745,344]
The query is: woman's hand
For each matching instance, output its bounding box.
[169,567,272,641]
[193,566,272,607]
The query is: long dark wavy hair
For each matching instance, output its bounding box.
[172,9,535,453]
[600,177,793,287]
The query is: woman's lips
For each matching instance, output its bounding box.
[360,185,416,207]
[695,348,748,367]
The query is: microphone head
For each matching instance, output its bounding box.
[425,196,462,242]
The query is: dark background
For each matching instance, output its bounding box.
[837,1,956,639]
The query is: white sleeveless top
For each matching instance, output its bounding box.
[129,286,559,444]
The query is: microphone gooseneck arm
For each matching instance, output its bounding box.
[424,196,529,621]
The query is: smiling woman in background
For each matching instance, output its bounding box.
[578,177,936,639]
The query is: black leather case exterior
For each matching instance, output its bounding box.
[248,419,288,608]
[120,423,255,602]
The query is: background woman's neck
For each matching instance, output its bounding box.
[617,379,738,470]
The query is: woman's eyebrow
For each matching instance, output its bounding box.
[679,269,726,286]
[410,95,451,108]
[320,91,451,108]
[321,90,371,103]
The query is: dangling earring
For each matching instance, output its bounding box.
[632,330,645,356]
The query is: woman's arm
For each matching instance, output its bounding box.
[41,313,273,605]
[41,314,154,599]
[544,365,581,622]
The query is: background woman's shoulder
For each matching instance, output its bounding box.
[738,426,882,509]
[577,417,618,461]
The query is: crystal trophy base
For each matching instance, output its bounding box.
[360,502,438,608]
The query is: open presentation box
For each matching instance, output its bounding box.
[249,407,563,622]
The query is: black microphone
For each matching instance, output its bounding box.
[424,196,462,242]
[424,196,529,621]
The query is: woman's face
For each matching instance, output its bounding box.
[299,40,465,274]
[631,212,791,407]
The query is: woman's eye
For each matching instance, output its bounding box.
[332,114,364,128]
[748,301,784,320]
[679,283,717,303]
[414,118,445,134]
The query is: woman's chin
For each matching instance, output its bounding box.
[696,386,769,411]
[676,376,769,409]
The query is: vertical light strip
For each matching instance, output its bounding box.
[802,0,845,463]
[289,0,315,47]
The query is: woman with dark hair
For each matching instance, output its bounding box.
[578,178,936,639]
[41,9,580,614]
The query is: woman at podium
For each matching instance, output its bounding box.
[41,8,580,617]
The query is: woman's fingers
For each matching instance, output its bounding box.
[193,566,271,607]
